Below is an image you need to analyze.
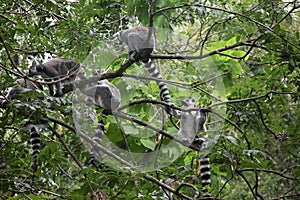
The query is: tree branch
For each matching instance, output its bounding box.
[23,0,67,21]
[151,39,255,60]
[0,36,25,76]
[210,91,296,107]
[239,168,299,180]
[47,124,83,169]
[113,111,202,151]
[236,170,258,200]
[145,175,193,200]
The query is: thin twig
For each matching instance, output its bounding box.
[210,91,296,107]
[145,175,193,200]
[0,36,25,76]
[113,111,202,151]
[47,124,83,169]
[23,0,67,20]
[77,129,136,168]
[236,170,258,200]
[239,168,299,180]
[153,3,299,50]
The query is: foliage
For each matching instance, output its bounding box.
[0,0,299,199]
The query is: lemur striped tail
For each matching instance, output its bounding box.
[143,61,179,118]
[200,155,211,197]
[30,126,41,172]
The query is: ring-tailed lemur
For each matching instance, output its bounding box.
[113,26,179,118]
[75,69,121,144]
[81,79,121,112]
[177,97,211,197]
[29,58,80,97]
[1,79,42,172]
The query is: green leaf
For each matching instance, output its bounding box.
[155,0,170,8]
[123,125,139,136]
[28,194,41,200]
[226,37,237,46]
[228,60,244,76]
[106,122,122,143]
[154,15,171,28]
[140,138,155,151]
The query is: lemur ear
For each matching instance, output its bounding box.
[113,31,124,44]
[30,60,44,71]
[190,97,196,103]
[36,64,44,71]
[32,60,37,68]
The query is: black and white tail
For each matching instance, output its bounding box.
[200,155,211,197]
[30,126,41,172]
[143,61,179,118]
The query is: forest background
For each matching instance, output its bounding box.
[0,0,299,199]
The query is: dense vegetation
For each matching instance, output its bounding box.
[0,0,299,199]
